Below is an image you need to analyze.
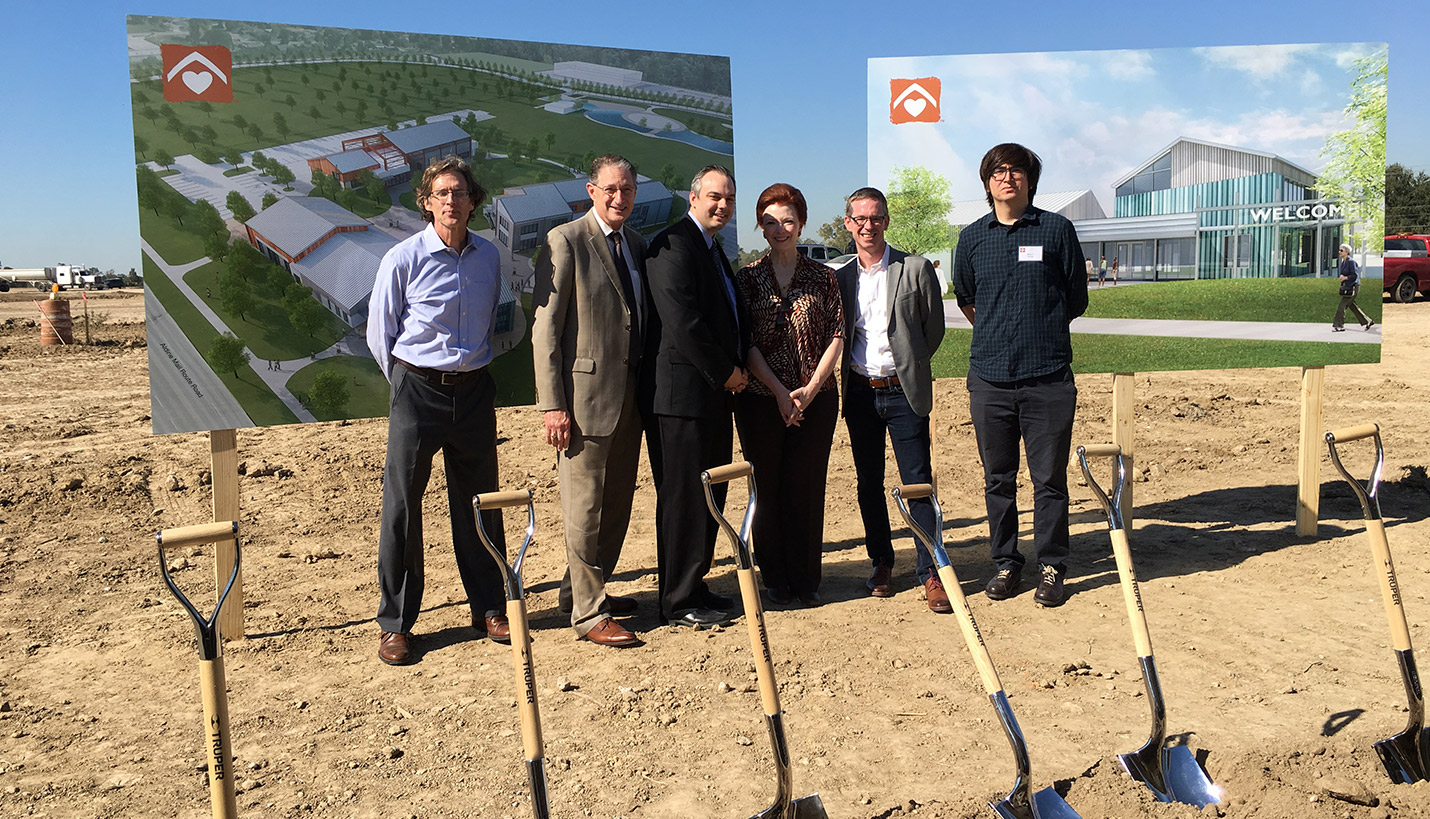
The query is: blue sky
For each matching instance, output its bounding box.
[2,0,1428,275]
[869,43,1384,214]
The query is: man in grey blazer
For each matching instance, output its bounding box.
[531,154,648,648]
[836,187,948,612]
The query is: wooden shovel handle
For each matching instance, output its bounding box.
[1367,519,1414,652]
[476,490,533,511]
[895,483,934,500]
[738,567,781,717]
[1079,443,1122,458]
[938,565,1005,697]
[1109,529,1154,658]
[1326,423,1379,444]
[506,597,544,760]
[158,522,237,551]
[704,461,753,485]
[198,657,238,819]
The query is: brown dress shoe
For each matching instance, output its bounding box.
[923,576,953,614]
[378,631,414,665]
[867,565,894,598]
[582,617,641,648]
[474,614,512,644]
[607,595,638,615]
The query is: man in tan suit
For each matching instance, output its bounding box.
[532,154,648,647]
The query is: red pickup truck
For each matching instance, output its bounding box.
[1383,234,1430,303]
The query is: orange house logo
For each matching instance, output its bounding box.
[890,77,940,124]
[161,44,233,103]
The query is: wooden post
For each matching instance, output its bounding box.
[210,429,243,639]
[1297,366,1325,537]
[1111,373,1135,528]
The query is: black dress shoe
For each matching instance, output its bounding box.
[668,607,733,629]
[703,591,736,611]
[765,586,796,606]
[797,590,823,608]
[985,567,1022,601]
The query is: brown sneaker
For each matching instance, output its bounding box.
[923,576,953,614]
[1033,565,1067,608]
[866,565,894,598]
[985,567,1022,601]
[378,631,414,665]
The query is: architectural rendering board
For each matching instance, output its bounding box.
[869,43,1386,375]
[128,15,733,434]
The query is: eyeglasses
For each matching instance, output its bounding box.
[989,166,1027,181]
[428,188,472,201]
[846,214,888,228]
[596,185,636,199]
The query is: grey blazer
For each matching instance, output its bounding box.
[530,209,648,438]
[836,247,945,417]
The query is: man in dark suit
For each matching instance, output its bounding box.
[646,164,744,628]
[836,187,948,612]
[532,154,648,648]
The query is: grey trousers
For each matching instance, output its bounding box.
[557,378,643,636]
[375,365,505,634]
[1333,285,1371,329]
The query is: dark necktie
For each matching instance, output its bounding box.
[611,231,641,366]
[711,238,739,330]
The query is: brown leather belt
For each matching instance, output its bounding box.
[862,373,900,389]
[397,358,486,386]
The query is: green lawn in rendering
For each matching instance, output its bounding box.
[286,355,389,421]
[1082,277,1382,324]
[490,294,536,407]
[650,106,732,135]
[182,261,351,361]
[143,256,300,427]
[309,188,391,218]
[138,203,209,266]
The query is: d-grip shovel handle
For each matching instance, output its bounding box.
[157,522,241,662]
[703,461,753,485]
[476,490,535,510]
[1327,423,1380,444]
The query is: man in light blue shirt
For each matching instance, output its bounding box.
[365,155,508,665]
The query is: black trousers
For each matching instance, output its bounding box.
[376,366,505,634]
[967,366,1078,573]
[653,412,732,619]
[734,389,837,594]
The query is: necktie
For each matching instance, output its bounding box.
[711,239,739,330]
[611,231,641,366]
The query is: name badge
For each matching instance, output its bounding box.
[1018,245,1044,262]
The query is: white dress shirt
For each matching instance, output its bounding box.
[852,244,896,377]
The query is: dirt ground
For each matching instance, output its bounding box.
[3,288,1430,818]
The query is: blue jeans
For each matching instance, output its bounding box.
[844,375,936,582]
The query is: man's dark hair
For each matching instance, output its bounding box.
[416,156,485,223]
[844,187,888,217]
[691,164,734,195]
[979,143,1042,209]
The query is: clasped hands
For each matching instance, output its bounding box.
[776,384,814,427]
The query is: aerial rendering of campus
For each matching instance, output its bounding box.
[128,15,733,434]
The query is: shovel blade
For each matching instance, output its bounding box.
[1375,731,1428,784]
[1162,745,1221,808]
[748,792,827,819]
[992,787,1081,819]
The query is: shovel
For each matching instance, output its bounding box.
[1326,423,1430,784]
[157,520,243,819]
[1076,445,1221,807]
[473,489,550,819]
[892,484,1081,819]
[702,462,828,819]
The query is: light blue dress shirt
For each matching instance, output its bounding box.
[366,223,503,381]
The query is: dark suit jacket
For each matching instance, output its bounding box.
[530,209,649,438]
[645,215,743,419]
[836,247,945,417]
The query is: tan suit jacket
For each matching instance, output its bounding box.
[532,208,648,438]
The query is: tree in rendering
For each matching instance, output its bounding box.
[226,190,256,224]
[219,271,255,322]
[208,332,250,376]
[310,370,350,417]
[262,193,279,210]
[884,165,953,257]
[154,148,175,170]
[134,135,149,160]
[1318,49,1387,252]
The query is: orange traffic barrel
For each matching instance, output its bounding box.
[39,296,73,345]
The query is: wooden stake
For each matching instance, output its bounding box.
[210,429,243,639]
[1111,373,1135,528]
[1297,366,1325,537]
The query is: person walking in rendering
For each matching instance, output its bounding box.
[837,187,948,612]
[953,143,1088,608]
[1332,242,1374,332]
[365,156,509,665]
[531,154,648,648]
[734,183,844,608]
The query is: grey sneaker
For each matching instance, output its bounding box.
[1033,565,1067,607]
[985,567,1022,601]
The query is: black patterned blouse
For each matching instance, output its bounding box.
[735,253,844,397]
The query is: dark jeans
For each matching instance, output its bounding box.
[653,412,732,619]
[967,366,1078,573]
[734,389,838,595]
[844,375,937,582]
[376,366,505,634]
